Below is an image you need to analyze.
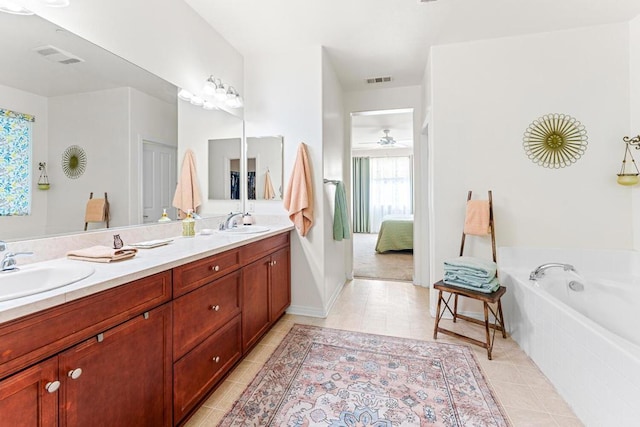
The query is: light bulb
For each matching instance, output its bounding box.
[190,95,203,107]
[177,89,192,101]
[203,76,216,96]
[202,100,218,110]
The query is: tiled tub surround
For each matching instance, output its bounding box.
[0,215,292,323]
[499,247,640,426]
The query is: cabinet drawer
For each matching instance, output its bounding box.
[240,232,289,265]
[173,315,242,422]
[173,271,241,360]
[0,271,171,380]
[173,249,241,297]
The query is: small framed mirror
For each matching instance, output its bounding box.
[246,136,283,201]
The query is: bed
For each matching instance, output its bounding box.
[375,214,413,253]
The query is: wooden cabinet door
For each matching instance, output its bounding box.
[242,256,271,351]
[270,247,291,322]
[0,357,58,427]
[58,304,172,427]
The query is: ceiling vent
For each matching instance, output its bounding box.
[365,76,392,84]
[33,45,84,65]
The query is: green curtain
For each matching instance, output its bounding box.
[352,157,370,233]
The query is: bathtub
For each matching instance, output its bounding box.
[499,247,640,426]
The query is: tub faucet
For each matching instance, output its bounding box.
[1,252,34,272]
[529,263,577,280]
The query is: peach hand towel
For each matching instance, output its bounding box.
[264,170,276,200]
[283,143,314,236]
[67,245,137,263]
[464,200,491,236]
[85,198,106,222]
[172,149,202,219]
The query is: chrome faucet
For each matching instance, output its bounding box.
[529,263,577,280]
[0,241,5,252]
[223,212,244,230]
[1,252,34,272]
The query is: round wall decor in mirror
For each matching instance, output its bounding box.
[523,113,588,168]
[62,145,87,179]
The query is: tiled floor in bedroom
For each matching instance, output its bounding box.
[185,279,583,427]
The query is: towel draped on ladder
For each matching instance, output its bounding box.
[283,143,314,236]
[172,149,202,219]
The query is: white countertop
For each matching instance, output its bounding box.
[0,225,293,324]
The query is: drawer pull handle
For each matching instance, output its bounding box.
[212,356,220,363]
[210,305,220,311]
[270,260,278,266]
[45,381,60,393]
[210,265,220,272]
[68,368,82,380]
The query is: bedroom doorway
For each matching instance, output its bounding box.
[351,108,414,282]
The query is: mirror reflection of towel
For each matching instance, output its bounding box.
[264,170,276,199]
[85,198,106,222]
[173,149,202,219]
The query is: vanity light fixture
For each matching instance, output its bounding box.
[0,0,70,15]
[178,76,243,111]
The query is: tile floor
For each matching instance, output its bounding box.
[185,279,583,426]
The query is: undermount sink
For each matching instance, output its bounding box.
[0,264,95,302]
[220,225,271,234]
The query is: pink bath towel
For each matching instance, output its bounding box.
[173,149,202,219]
[284,143,314,236]
[264,169,276,200]
[464,200,491,236]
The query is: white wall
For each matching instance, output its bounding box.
[344,86,424,285]
[630,16,640,249]
[322,50,348,310]
[0,84,49,239]
[244,47,327,316]
[429,23,632,312]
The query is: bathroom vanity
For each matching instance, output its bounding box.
[0,230,291,426]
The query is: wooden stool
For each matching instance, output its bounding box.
[433,280,506,360]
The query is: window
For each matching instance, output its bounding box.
[369,156,413,232]
[0,108,34,216]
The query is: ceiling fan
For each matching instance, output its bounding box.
[378,129,396,145]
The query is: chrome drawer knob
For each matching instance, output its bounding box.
[212,356,220,363]
[210,305,220,311]
[210,265,220,272]
[45,381,60,393]
[68,368,82,380]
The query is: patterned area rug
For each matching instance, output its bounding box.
[219,325,509,426]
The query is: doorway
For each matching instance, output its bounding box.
[351,108,415,281]
[142,140,177,223]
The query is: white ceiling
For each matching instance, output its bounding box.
[184,0,640,91]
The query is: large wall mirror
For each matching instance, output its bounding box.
[0,12,242,240]
[247,136,283,201]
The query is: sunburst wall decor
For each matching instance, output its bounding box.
[523,113,588,169]
[61,145,87,179]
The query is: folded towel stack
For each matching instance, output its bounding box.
[67,245,137,263]
[443,256,499,293]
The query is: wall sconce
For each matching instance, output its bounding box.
[617,136,640,186]
[0,0,70,15]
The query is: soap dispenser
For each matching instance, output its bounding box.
[182,209,195,237]
[158,208,171,223]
